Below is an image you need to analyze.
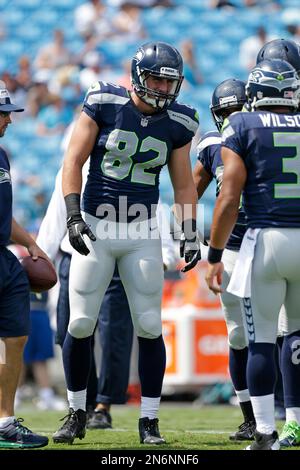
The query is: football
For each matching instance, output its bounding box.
[21,256,57,293]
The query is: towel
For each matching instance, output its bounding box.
[227,228,261,298]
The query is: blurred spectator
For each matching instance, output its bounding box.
[288,25,300,44]
[281,6,300,50]
[36,95,73,137]
[181,40,203,88]
[26,72,54,117]
[16,55,33,91]
[108,0,172,7]
[74,0,112,41]
[0,19,6,40]
[112,2,146,42]
[49,65,83,109]
[243,0,281,9]
[239,26,274,71]
[116,59,132,89]
[210,0,236,9]
[78,50,103,90]
[34,29,72,74]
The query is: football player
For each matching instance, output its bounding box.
[37,160,177,431]
[0,81,49,448]
[256,38,300,77]
[52,42,201,445]
[193,78,256,441]
[206,59,300,450]
[256,38,300,446]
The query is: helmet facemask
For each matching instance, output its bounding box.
[132,67,183,110]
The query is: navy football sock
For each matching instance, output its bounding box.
[229,346,248,391]
[138,335,166,397]
[247,342,276,396]
[63,332,92,392]
[281,330,300,408]
[229,347,254,422]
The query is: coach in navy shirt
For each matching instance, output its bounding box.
[0,80,50,449]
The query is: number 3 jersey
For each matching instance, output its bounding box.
[222,111,300,228]
[82,81,199,219]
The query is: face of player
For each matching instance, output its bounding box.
[0,111,12,137]
[146,75,177,96]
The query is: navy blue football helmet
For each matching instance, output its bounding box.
[131,42,184,110]
[256,39,300,77]
[246,59,299,111]
[210,78,246,131]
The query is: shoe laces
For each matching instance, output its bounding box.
[59,409,79,429]
[238,420,253,432]
[14,418,32,434]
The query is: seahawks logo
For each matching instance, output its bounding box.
[0,168,11,184]
[249,70,263,83]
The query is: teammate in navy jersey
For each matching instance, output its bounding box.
[53,42,201,445]
[0,81,50,449]
[205,59,300,450]
[256,38,300,77]
[256,38,300,443]
[194,78,256,441]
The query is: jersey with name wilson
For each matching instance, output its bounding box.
[197,130,246,250]
[82,81,199,219]
[0,147,12,245]
[221,111,300,228]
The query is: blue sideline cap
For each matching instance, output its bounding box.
[0,80,24,112]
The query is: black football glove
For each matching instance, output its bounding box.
[180,230,207,273]
[67,213,96,256]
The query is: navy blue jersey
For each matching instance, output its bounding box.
[0,147,12,245]
[222,111,300,228]
[82,81,199,219]
[197,131,246,250]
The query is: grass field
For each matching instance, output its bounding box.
[8,403,293,451]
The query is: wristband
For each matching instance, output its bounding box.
[207,246,223,264]
[65,193,81,220]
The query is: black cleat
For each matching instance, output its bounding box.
[139,417,166,445]
[53,408,86,444]
[87,409,112,430]
[229,420,256,441]
[245,430,280,450]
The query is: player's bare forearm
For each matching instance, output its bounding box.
[11,218,36,249]
[210,195,239,249]
[62,159,83,197]
[209,146,247,249]
[169,142,198,223]
[62,112,99,197]
[193,161,212,199]
[173,186,198,222]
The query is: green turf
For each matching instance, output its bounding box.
[4,403,293,451]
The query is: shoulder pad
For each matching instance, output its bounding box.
[85,81,130,106]
[197,131,221,154]
[167,102,199,134]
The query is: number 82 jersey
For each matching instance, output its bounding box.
[82,81,199,219]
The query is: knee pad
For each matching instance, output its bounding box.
[228,325,248,350]
[68,317,95,339]
[135,310,162,339]
[133,258,163,296]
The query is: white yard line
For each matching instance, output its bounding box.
[34,428,231,435]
